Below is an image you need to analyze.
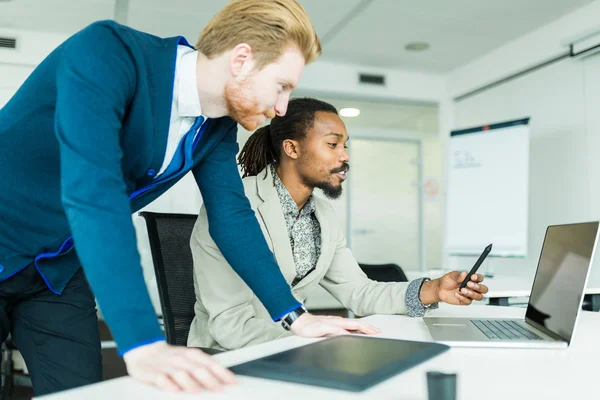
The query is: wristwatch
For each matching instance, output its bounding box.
[281,305,306,331]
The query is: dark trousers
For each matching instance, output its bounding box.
[0,264,102,396]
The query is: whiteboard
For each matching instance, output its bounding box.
[446,118,530,257]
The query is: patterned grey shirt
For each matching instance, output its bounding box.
[271,165,438,314]
[272,166,321,281]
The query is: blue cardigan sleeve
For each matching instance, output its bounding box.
[55,22,164,354]
[193,124,301,320]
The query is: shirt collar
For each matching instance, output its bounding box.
[177,47,203,118]
[271,165,316,218]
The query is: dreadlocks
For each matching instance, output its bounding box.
[238,97,338,178]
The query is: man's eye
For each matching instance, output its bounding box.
[328,143,337,148]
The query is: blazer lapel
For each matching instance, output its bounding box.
[135,36,186,187]
[256,167,297,284]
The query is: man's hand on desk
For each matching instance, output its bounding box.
[421,271,489,306]
[290,312,381,337]
[123,341,236,393]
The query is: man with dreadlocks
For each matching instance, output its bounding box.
[187,98,489,350]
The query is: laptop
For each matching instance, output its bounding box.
[425,221,600,349]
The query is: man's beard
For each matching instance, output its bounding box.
[308,163,350,200]
[224,75,269,131]
[314,180,344,199]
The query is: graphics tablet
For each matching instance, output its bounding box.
[229,335,449,392]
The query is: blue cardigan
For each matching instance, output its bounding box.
[0,20,300,353]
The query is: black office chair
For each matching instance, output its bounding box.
[139,212,223,355]
[358,263,408,283]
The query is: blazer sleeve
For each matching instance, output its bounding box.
[318,206,416,316]
[189,207,292,350]
[55,21,163,354]
[192,124,300,320]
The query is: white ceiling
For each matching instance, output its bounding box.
[315,0,595,72]
[0,0,594,73]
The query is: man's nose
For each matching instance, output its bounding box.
[274,94,289,117]
[340,147,350,163]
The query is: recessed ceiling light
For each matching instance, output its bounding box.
[339,108,360,117]
[405,42,430,52]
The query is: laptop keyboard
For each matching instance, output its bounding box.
[471,319,543,340]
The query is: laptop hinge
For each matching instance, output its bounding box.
[524,318,567,342]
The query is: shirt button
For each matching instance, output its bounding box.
[146,169,156,177]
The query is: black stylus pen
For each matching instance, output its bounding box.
[459,243,492,289]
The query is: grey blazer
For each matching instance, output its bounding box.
[187,166,415,350]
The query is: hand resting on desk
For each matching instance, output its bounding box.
[123,341,236,393]
[290,312,381,337]
[121,315,379,393]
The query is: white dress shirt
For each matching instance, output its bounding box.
[156,45,206,177]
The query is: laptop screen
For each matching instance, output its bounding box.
[526,222,599,342]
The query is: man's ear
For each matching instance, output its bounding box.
[229,43,255,77]
[282,139,300,160]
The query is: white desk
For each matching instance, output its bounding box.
[38,304,600,400]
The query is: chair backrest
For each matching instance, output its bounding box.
[139,212,199,346]
[358,263,408,283]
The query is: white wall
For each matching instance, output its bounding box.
[445,0,600,278]
[0,27,67,66]
[301,59,445,104]
[583,53,600,219]
[0,64,33,107]
[0,28,67,105]
[450,57,594,278]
